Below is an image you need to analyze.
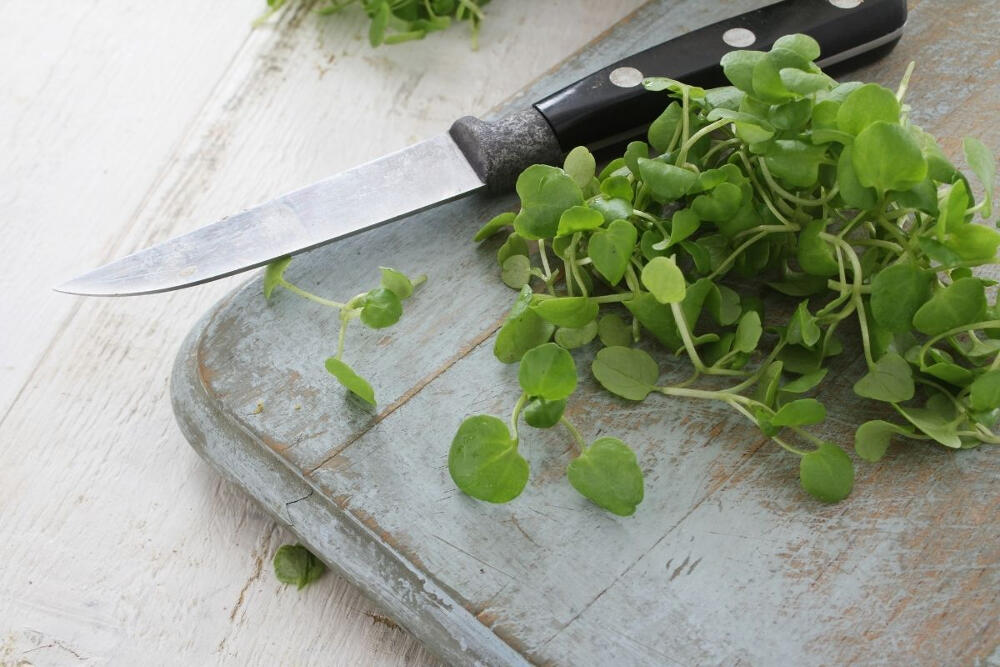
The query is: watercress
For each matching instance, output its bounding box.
[459,34,999,514]
[273,543,326,589]
[264,257,425,405]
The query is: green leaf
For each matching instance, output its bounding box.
[263,255,292,299]
[705,284,742,326]
[589,219,637,285]
[786,301,821,348]
[567,438,644,516]
[368,1,389,46]
[963,136,995,218]
[912,277,987,336]
[497,232,528,266]
[799,443,854,503]
[597,314,633,347]
[494,309,554,364]
[796,220,839,277]
[600,175,634,202]
[532,296,599,329]
[970,370,1000,411]
[836,83,900,136]
[518,343,577,400]
[513,165,584,239]
[592,346,659,401]
[449,416,528,503]
[589,196,633,223]
[623,141,649,176]
[273,544,325,589]
[771,398,826,426]
[751,56,794,103]
[501,255,531,289]
[556,205,604,236]
[691,181,742,222]
[720,50,766,93]
[733,311,762,353]
[563,146,596,190]
[779,68,831,95]
[756,360,784,407]
[641,256,686,304]
[944,222,1000,263]
[668,209,700,247]
[474,211,515,242]
[624,293,681,349]
[870,262,933,333]
[854,420,913,462]
[554,320,598,350]
[780,368,828,394]
[773,33,821,61]
[894,395,961,448]
[648,102,682,154]
[852,122,928,193]
[852,351,914,403]
[763,140,827,188]
[523,397,566,429]
[325,357,376,405]
[359,288,402,329]
[936,180,970,239]
[637,158,697,202]
[379,267,415,299]
[836,145,878,209]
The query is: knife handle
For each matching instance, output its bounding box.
[450,0,906,192]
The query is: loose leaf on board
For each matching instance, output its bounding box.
[567,438,644,516]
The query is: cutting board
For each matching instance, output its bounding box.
[171,1,1000,664]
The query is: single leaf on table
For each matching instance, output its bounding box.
[567,437,644,516]
[518,343,577,401]
[854,420,914,462]
[273,544,326,589]
[911,277,987,336]
[359,288,403,328]
[799,443,854,503]
[641,256,686,304]
[563,146,596,190]
[592,346,659,401]
[771,398,826,427]
[523,397,566,429]
[852,352,914,403]
[263,255,292,299]
[597,314,633,348]
[532,296,599,329]
[588,219,637,285]
[474,211,515,242]
[870,262,933,333]
[449,416,529,503]
[325,357,376,405]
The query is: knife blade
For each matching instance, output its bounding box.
[56,0,906,297]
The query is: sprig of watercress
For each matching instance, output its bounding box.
[455,33,999,514]
[264,256,425,405]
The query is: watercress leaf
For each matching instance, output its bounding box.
[854,420,913,462]
[836,83,900,136]
[786,301,821,348]
[669,209,701,247]
[763,140,826,188]
[624,293,682,349]
[624,141,650,176]
[720,50,766,93]
[751,56,794,103]
[641,256,686,304]
[799,443,854,503]
[494,309,555,364]
[648,102,683,154]
[497,232,529,266]
[449,416,528,503]
[773,33,821,62]
[705,283,742,326]
[642,77,705,98]
[563,146,596,190]
[556,206,604,237]
[796,220,839,276]
[263,255,292,299]
[501,255,531,289]
[912,277,986,336]
[870,261,933,332]
[592,346,659,401]
[508,284,534,319]
[833,145,877,209]
[474,211,515,242]
[325,357,376,405]
[853,121,927,193]
[273,544,326,589]
[598,314,633,348]
[359,288,402,329]
[852,351,914,403]
[969,370,1000,411]
[922,362,973,386]
[779,68,830,95]
[704,85,744,111]
[945,222,1000,263]
[600,175,634,202]
[567,438,644,516]
[936,180,970,240]
[368,1,390,45]
[523,396,567,429]
[733,311,762,353]
[963,136,995,218]
[589,219,637,285]
[756,360,784,407]
[691,181,742,222]
[637,158,697,202]
[379,267,414,299]
[894,400,961,448]
[518,343,577,400]
[532,296,599,329]
[513,165,584,239]
[771,398,826,427]
[780,368,828,394]
[554,320,598,350]
[589,195,633,223]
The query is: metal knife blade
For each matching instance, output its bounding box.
[57,0,907,297]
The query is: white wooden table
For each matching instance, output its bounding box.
[0,1,646,662]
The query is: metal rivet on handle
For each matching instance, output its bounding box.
[829,0,862,8]
[722,28,756,48]
[609,66,644,88]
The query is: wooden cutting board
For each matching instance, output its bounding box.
[171,1,1000,664]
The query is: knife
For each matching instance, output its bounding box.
[56,0,906,297]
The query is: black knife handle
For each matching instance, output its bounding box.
[451,0,907,192]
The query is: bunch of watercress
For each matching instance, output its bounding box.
[458,33,999,515]
[255,0,490,49]
[264,256,425,405]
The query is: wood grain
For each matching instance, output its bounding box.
[171,0,1000,665]
[0,0,646,663]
